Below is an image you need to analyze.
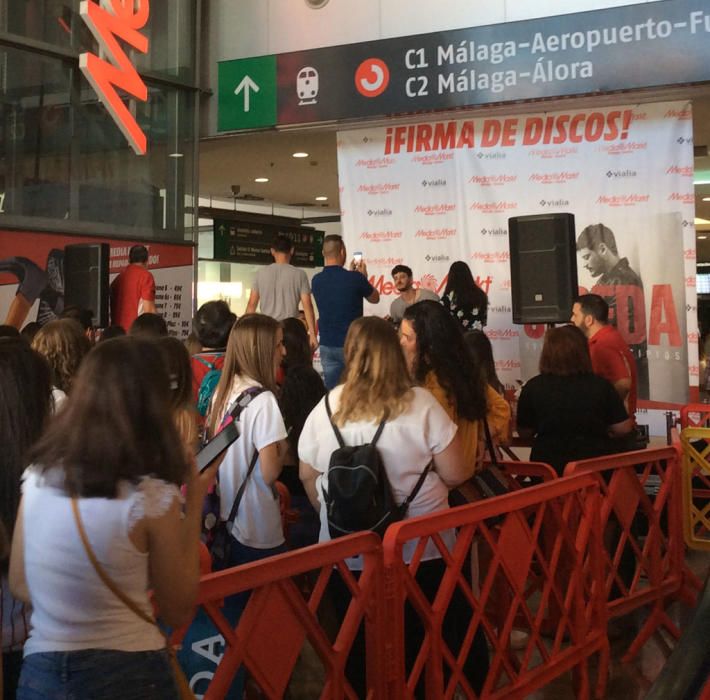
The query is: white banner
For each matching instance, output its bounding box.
[337,100,696,410]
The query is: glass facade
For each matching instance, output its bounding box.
[0,1,199,243]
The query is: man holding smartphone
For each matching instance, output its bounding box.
[311,235,379,389]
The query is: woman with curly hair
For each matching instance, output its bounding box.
[31,319,90,409]
[401,300,510,468]
[440,260,489,331]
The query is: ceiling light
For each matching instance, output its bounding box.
[254,177,269,183]
[292,152,309,158]
[696,217,710,225]
[703,197,710,202]
[315,196,328,201]
[168,152,184,158]
[699,235,708,240]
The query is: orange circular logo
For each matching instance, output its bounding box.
[355,58,390,98]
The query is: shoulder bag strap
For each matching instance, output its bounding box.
[71,498,155,627]
[483,417,499,466]
[72,499,197,700]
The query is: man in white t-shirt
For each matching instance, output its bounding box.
[388,264,439,325]
[246,234,317,348]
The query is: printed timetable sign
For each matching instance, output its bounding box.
[218,0,710,132]
[213,219,324,267]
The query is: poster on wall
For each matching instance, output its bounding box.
[337,100,696,415]
[0,232,194,338]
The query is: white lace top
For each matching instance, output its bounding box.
[21,468,181,655]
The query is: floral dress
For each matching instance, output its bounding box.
[441,292,487,331]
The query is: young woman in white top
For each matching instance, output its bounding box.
[9,336,217,699]
[298,316,488,697]
[206,313,288,568]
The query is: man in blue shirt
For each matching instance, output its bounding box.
[312,234,379,388]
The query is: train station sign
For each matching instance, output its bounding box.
[217,0,710,131]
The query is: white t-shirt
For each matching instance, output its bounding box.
[217,377,288,549]
[298,386,458,567]
[21,469,180,655]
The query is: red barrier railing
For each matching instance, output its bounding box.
[680,403,710,429]
[172,533,385,699]
[382,473,607,699]
[565,447,699,662]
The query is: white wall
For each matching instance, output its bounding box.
[203,0,663,135]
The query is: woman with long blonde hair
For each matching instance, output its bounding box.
[299,316,487,697]
[206,313,288,568]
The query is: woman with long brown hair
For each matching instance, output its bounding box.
[299,316,487,697]
[206,313,288,568]
[516,324,632,475]
[9,336,216,698]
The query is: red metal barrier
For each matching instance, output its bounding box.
[565,447,699,662]
[172,533,385,699]
[680,403,710,429]
[382,473,607,699]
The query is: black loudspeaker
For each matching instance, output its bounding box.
[63,243,110,328]
[508,213,577,324]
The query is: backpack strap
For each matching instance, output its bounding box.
[399,461,433,514]
[194,355,216,371]
[220,386,267,525]
[324,392,386,448]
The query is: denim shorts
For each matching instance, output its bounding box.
[17,648,179,699]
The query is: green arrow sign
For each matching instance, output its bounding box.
[218,55,277,131]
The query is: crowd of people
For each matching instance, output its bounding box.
[0,235,641,697]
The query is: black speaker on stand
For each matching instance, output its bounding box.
[508,213,578,325]
[63,243,110,328]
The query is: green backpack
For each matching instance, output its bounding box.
[195,354,223,417]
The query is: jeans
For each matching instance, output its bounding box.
[319,345,345,390]
[17,649,178,700]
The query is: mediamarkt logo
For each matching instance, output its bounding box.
[666,165,694,177]
[486,329,519,340]
[528,147,578,159]
[471,251,510,264]
[664,108,692,120]
[415,204,456,215]
[469,201,517,213]
[79,0,150,155]
[412,153,454,165]
[597,194,650,206]
[602,141,648,154]
[469,174,517,186]
[668,192,695,204]
[355,157,396,169]
[358,183,400,195]
[415,228,457,240]
[529,172,579,184]
[359,230,402,241]
[369,272,492,296]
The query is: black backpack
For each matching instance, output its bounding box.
[321,393,431,539]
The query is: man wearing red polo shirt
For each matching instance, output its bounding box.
[571,293,637,420]
[110,244,156,331]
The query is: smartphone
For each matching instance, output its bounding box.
[196,421,239,473]
[353,251,363,263]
